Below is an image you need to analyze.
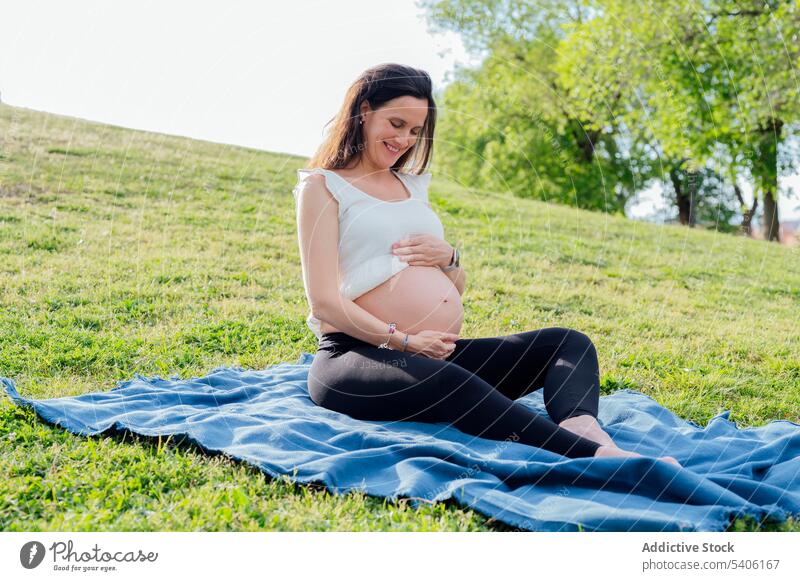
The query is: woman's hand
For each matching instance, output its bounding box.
[405,330,459,360]
[392,235,453,268]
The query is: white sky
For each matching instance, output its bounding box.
[1,0,798,221]
[0,0,478,158]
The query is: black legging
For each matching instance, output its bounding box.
[307,327,603,459]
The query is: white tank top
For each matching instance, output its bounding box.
[292,167,445,340]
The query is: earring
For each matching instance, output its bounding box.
[359,117,364,125]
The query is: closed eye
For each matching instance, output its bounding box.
[391,120,421,135]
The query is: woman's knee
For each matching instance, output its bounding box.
[547,326,595,352]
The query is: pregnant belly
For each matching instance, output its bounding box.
[319,266,464,337]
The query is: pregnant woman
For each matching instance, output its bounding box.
[293,63,680,466]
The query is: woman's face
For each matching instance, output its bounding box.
[359,95,429,169]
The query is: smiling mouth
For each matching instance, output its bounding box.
[384,142,401,154]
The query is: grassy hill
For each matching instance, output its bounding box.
[1,103,798,531]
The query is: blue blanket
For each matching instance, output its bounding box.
[3,351,799,532]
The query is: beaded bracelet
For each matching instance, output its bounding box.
[378,322,397,349]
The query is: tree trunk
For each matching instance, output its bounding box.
[669,165,697,227]
[733,183,758,236]
[569,121,600,163]
[756,119,782,242]
[762,189,780,241]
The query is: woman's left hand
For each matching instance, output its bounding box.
[392,235,453,268]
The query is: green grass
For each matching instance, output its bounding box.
[1,103,798,531]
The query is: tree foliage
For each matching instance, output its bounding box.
[424,0,800,239]
[425,0,653,214]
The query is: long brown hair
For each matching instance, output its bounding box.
[306,63,436,175]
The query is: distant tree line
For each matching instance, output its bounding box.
[423,0,799,242]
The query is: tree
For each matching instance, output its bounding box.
[555,0,800,241]
[423,0,654,213]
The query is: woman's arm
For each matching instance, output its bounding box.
[297,174,410,348]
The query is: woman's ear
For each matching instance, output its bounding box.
[359,100,371,122]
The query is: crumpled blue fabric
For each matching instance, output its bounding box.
[3,351,799,532]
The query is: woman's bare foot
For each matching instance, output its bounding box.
[560,415,682,468]
[594,445,682,468]
[559,414,617,448]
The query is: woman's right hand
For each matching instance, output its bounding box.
[405,330,459,359]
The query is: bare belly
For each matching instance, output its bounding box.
[319,265,464,337]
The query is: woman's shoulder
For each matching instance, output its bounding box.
[296,167,329,181]
[296,167,353,187]
[293,168,326,198]
[293,167,358,211]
